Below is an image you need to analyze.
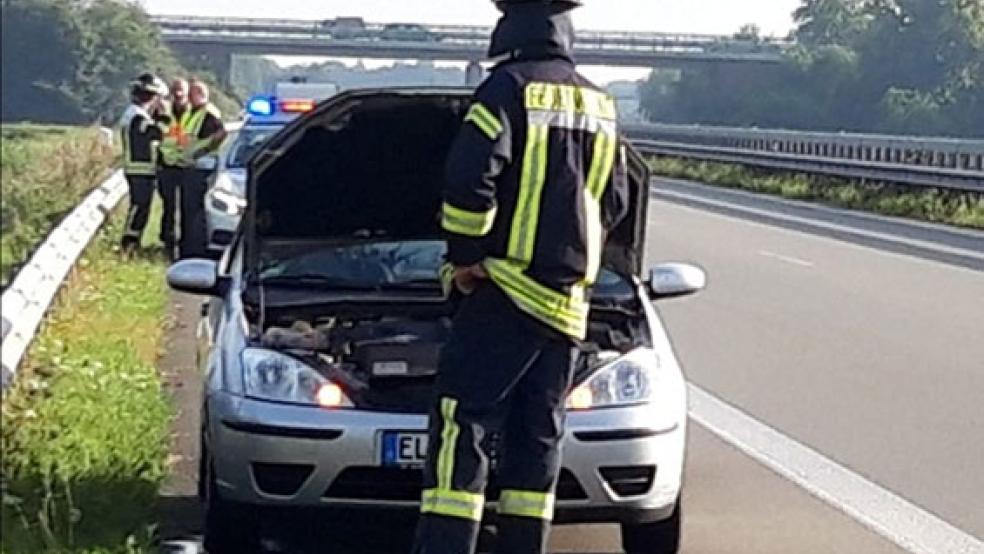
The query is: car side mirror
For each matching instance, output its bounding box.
[167,259,228,297]
[196,154,219,172]
[647,263,706,299]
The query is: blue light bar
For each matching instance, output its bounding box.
[246,96,275,117]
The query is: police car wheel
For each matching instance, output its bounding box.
[620,497,681,554]
[202,460,259,554]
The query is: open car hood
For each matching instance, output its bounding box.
[245,88,649,278]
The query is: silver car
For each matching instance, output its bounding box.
[167,88,704,554]
[204,123,282,254]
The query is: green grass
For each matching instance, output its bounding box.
[1,207,172,554]
[648,156,984,230]
[1,124,116,287]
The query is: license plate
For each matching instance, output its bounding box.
[381,431,428,467]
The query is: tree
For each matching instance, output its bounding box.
[1,0,239,124]
[637,0,983,137]
[1,0,86,122]
[794,0,868,46]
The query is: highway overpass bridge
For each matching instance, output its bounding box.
[150,15,789,85]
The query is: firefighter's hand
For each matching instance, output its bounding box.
[453,264,488,295]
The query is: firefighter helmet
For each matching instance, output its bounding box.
[130,73,168,97]
[493,0,582,10]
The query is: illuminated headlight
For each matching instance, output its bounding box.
[568,348,675,410]
[209,188,246,216]
[242,349,352,408]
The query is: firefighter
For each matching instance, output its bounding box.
[411,1,629,553]
[177,80,227,259]
[156,77,190,259]
[119,73,168,254]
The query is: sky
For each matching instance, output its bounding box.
[141,0,801,83]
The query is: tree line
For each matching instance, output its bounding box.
[1,0,237,125]
[639,0,984,138]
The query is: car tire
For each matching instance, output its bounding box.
[202,460,259,554]
[620,498,682,554]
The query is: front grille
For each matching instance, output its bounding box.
[325,467,424,501]
[599,465,656,497]
[251,462,315,496]
[324,467,587,502]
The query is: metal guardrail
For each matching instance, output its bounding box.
[632,140,984,192]
[625,123,984,172]
[1,170,127,389]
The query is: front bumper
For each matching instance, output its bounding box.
[207,392,685,524]
[205,201,240,252]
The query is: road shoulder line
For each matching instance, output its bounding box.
[688,384,984,554]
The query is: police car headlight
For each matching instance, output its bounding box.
[242,349,352,408]
[209,188,246,216]
[567,348,677,411]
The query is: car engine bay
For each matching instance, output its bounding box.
[251,307,650,412]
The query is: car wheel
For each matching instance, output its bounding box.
[202,459,259,554]
[620,498,682,554]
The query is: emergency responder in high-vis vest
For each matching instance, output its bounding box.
[177,80,227,259]
[119,73,168,253]
[156,78,190,257]
[411,1,629,553]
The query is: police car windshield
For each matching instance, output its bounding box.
[257,240,633,298]
[227,127,280,169]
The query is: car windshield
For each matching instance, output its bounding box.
[227,127,281,169]
[257,240,633,297]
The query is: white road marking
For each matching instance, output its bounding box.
[653,187,984,264]
[758,249,815,267]
[688,384,984,554]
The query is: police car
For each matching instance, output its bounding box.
[205,84,339,254]
[169,88,702,554]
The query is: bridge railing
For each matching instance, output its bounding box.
[149,14,788,55]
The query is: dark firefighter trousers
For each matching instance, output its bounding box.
[178,169,210,260]
[121,174,155,250]
[156,165,184,253]
[412,283,577,554]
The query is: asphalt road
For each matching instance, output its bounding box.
[157,184,982,553]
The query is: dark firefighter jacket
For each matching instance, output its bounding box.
[120,104,163,176]
[442,4,630,339]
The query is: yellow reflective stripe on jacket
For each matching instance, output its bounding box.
[525,82,618,120]
[484,258,589,339]
[498,489,556,520]
[421,488,485,521]
[436,397,459,491]
[442,202,497,237]
[439,262,456,296]
[464,102,503,140]
[507,124,549,264]
[581,131,618,284]
[121,125,157,175]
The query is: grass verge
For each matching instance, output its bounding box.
[1,124,116,287]
[1,208,172,554]
[648,156,984,230]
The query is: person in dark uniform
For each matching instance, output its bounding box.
[411,1,629,553]
[177,80,227,259]
[119,73,168,254]
[156,77,190,258]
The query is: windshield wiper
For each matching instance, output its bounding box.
[259,274,380,290]
[258,275,442,292]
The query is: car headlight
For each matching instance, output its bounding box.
[242,348,352,408]
[567,348,670,410]
[210,187,246,216]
